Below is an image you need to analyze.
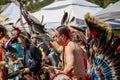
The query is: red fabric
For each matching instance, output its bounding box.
[81,50,89,80]
[66,26,71,39]
[82,53,88,71]
[63,37,67,51]
[117,45,120,51]
[0,54,2,61]
[29,23,33,26]
[0,68,8,80]
[2,69,7,78]
[63,26,72,50]
[51,72,73,80]
[88,30,98,37]
[0,47,4,61]
[48,43,53,48]
[86,74,91,80]
[14,27,21,36]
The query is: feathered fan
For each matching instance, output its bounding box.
[21,11,46,34]
[17,0,54,41]
[85,13,120,80]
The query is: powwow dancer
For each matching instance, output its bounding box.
[51,25,87,80]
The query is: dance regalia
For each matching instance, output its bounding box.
[0,45,4,61]
[84,13,120,80]
[0,25,8,80]
[0,44,8,80]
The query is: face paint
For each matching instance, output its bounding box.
[53,30,63,45]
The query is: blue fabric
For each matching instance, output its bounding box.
[12,42,23,58]
[7,42,23,80]
[90,67,100,80]
[23,45,42,73]
[24,50,33,67]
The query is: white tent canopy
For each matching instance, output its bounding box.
[0,3,30,33]
[95,1,120,29]
[1,3,27,23]
[95,1,120,21]
[32,0,102,24]
[1,3,20,21]
[43,0,100,9]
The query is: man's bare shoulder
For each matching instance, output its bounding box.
[66,41,76,50]
[67,41,74,45]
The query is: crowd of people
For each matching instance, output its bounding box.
[0,23,89,80]
[0,20,120,80]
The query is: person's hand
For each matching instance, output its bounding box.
[51,41,63,53]
[13,59,22,64]
[56,70,66,74]
[9,61,14,66]
[0,66,5,70]
[10,35,16,40]
[13,60,19,64]
[12,24,16,28]
[23,68,30,73]
[47,66,56,74]
[42,56,47,61]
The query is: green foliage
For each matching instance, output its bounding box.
[0,0,9,5]
[87,0,119,8]
[113,29,120,36]
[103,0,119,8]
[0,0,54,12]
[27,0,54,12]
[0,0,119,13]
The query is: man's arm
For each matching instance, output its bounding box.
[63,44,74,73]
[51,41,63,53]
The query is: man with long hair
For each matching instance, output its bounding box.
[52,25,87,80]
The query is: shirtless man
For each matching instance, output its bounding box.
[52,25,87,80]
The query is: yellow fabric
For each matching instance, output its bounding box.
[39,47,45,56]
[0,15,9,22]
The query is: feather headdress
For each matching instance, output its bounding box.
[85,13,120,80]
[60,12,86,43]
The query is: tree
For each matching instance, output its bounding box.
[0,0,9,5]
[87,0,119,8]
